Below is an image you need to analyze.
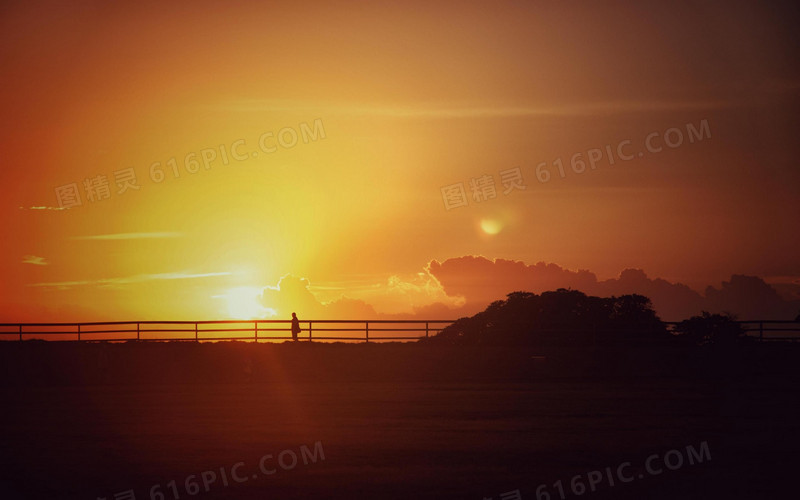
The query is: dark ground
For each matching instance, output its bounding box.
[1,341,799,499]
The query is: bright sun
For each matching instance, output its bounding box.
[222,286,272,319]
[480,218,503,235]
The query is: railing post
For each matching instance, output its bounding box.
[77,324,81,342]
[759,321,763,342]
[19,324,22,342]
[309,321,313,342]
[425,321,429,338]
[365,321,369,343]
[195,322,199,342]
[137,322,140,341]
[254,321,257,343]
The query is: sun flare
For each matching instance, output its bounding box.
[222,286,273,319]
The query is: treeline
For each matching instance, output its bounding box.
[422,289,749,348]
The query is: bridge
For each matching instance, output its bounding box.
[0,319,456,343]
[1,319,798,343]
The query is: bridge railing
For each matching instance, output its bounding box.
[663,320,800,342]
[1,319,798,343]
[0,320,457,343]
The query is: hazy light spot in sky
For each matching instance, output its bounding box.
[480,219,503,235]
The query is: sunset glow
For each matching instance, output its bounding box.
[3,3,800,500]
[1,1,798,324]
[221,287,274,320]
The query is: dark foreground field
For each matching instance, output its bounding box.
[1,342,799,499]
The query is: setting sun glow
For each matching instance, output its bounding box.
[0,1,797,325]
[221,287,272,320]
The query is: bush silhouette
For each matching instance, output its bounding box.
[672,311,746,347]
[423,289,668,347]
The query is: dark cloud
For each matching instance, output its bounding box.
[704,275,800,320]
[257,263,800,323]
[426,256,597,306]
[595,269,705,321]
[426,256,800,321]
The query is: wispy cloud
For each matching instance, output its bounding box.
[105,271,232,284]
[223,99,733,118]
[18,206,67,211]
[21,255,48,266]
[71,232,183,241]
[30,271,231,288]
[308,282,382,292]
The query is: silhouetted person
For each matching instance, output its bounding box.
[291,312,301,341]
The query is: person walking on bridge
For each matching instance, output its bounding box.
[291,312,301,341]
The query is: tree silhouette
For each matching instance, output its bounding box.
[672,311,746,347]
[424,289,667,347]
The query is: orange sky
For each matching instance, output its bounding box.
[1,0,798,322]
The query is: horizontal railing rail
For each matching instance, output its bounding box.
[0,320,798,343]
[663,320,800,342]
[0,320,457,343]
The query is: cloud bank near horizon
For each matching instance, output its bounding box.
[270,256,800,322]
[425,256,800,321]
